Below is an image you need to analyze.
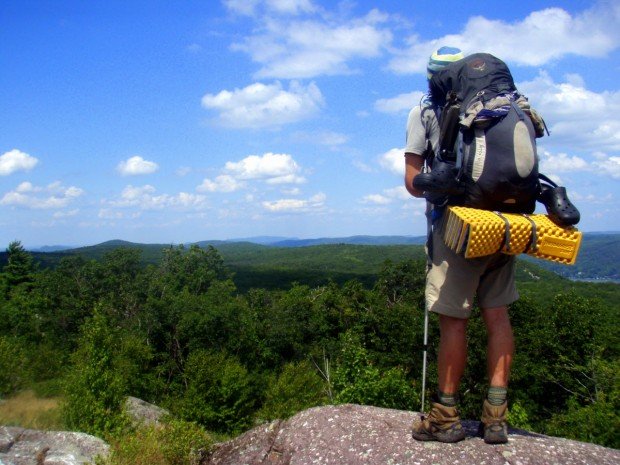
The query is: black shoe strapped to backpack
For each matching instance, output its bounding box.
[413,160,465,202]
[537,174,580,226]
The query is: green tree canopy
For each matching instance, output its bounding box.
[2,241,36,292]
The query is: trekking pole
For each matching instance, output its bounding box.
[420,200,433,414]
[421,302,429,412]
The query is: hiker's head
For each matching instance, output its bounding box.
[427,46,464,79]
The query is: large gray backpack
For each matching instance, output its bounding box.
[426,53,541,214]
[414,53,579,225]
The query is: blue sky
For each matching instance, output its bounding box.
[1,0,619,247]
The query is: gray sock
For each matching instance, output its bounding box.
[487,386,507,406]
[438,390,457,407]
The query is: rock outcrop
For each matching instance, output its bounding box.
[0,396,168,464]
[205,404,619,465]
[124,396,170,427]
[0,426,109,465]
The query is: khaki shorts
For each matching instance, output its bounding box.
[426,227,518,319]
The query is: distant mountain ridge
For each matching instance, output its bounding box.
[30,245,75,252]
[267,235,427,247]
[28,235,428,251]
[11,233,620,283]
[199,235,427,247]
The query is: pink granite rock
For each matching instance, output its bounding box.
[205,404,620,465]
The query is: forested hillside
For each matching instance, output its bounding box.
[6,232,618,283]
[0,240,618,461]
[3,240,429,291]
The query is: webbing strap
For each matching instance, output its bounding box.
[494,212,511,252]
[471,128,486,181]
[538,173,558,188]
[511,101,525,121]
[522,214,539,252]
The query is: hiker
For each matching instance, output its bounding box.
[404,47,526,444]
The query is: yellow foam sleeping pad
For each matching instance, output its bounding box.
[442,206,582,264]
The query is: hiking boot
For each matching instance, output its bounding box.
[479,399,509,444]
[411,401,466,443]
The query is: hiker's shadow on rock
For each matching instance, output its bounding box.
[461,420,547,440]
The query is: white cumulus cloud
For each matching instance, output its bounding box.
[117,156,159,176]
[197,175,245,193]
[266,0,316,15]
[108,185,207,210]
[379,148,405,176]
[281,187,301,195]
[361,194,392,205]
[223,0,260,16]
[375,91,424,114]
[111,185,160,208]
[383,185,411,201]
[0,181,83,209]
[361,186,411,206]
[98,209,132,220]
[593,155,620,179]
[202,81,323,129]
[0,149,39,176]
[224,0,315,16]
[389,3,620,74]
[53,209,79,218]
[171,192,209,208]
[519,71,620,152]
[230,8,393,79]
[538,148,588,174]
[176,166,192,176]
[225,152,305,184]
[262,192,325,212]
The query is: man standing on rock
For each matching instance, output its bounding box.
[404,46,516,444]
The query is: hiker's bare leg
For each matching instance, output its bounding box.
[438,314,468,395]
[482,306,514,387]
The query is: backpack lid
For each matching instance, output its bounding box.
[429,53,516,108]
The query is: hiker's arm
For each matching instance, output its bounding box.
[405,153,424,197]
[404,105,429,198]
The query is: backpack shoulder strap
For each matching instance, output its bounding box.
[419,100,440,165]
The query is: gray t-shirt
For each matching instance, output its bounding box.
[405,100,440,158]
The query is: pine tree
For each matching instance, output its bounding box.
[2,241,36,294]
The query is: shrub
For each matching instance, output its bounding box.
[0,336,27,397]
[545,395,619,449]
[104,418,213,465]
[258,360,327,421]
[178,350,256,434]
[333,331,418,410]
[544,358,619,448]
[506,400,532,430]
[25,343,67,397]
[61,310,129,437]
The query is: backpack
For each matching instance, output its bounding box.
[421,53,543,214]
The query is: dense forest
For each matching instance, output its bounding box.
[0,240,618,463]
